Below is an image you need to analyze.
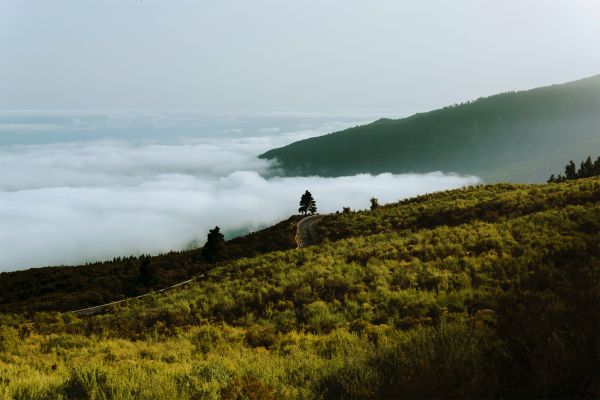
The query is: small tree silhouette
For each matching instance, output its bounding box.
[565,160,577,180]
[298,190,317,215]
[308,200,317,215]
[578,156,594,178]
[548,156,600,182]
[203,226,226,263]
[138,255,159,286]
[370,197,380,210]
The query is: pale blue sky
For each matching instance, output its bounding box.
[1,0,599,109]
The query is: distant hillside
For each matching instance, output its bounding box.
[260,75,600,182]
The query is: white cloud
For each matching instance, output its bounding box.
[0,111,480,271]
[0,123,67,132]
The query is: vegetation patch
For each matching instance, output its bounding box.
[1,178,599,398]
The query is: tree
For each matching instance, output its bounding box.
[298,190,317,215]
[565,161,577,180]
[370,197,380,210]
[138,255,159,286]
[308,200,317,215]
[594,156,600,176]
[203,226,226,263]
[548,156,600,183]
[578,156,594,178]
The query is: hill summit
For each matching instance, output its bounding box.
[260,75,600,182]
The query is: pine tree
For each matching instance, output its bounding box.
[370,197,380,210]
[298,190,317,215]
[565,161,577,180]
[308,200,317,215]
[203,226,226,263]
[548,156,600,183]
[594,156,600,176]
[138,255,159,286]
[579,156,594,178]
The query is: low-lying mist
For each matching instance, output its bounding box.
[0,112,479,271]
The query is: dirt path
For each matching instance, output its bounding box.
[296,215,324,248]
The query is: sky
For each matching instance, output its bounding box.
[1,0,599,110]
[0,1,599,271]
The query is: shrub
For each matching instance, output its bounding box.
[220,375,280,400]
[0,326,19,354]
[192,325,224,355]
[245,324,276,348]
[40,334,87,354]
[60,367,113,400]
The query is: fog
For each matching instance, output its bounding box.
[0,116,479,271]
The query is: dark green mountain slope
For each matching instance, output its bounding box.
[260,75,600,182]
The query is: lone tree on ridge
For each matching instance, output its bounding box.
[203,226,226,263]
[370,197,380,210]
[299,190,317,215]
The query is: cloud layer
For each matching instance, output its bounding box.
[0,112,479,271]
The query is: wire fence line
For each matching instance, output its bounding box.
[70,274,204,317]
[71,217,320,317]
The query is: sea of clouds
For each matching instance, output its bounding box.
[0,109,480,271]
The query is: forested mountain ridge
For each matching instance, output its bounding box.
[260,74,600,182]
[1,177,599,398]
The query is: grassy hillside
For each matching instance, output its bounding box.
[260,75,600,182]
[1,178,599,398]
[0,216,301,314]
[316,179,600,242]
